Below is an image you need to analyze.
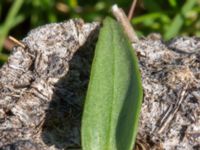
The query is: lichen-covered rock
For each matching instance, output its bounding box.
[134,35,200,150]
[0,19,99,149]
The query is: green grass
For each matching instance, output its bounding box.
[0,0,199,64]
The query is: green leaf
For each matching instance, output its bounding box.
[168,0,177,8]
[0,0,24,52]
[132,12,170,25]
[0,53,8,62]
[82,17,143,150]
[11,14,25,28]
[164,0,196,40]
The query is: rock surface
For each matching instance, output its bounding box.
[0,20,199,150]
[134,35,200,150]
[0,19,99,150]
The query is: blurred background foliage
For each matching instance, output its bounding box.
[0,0,199,64]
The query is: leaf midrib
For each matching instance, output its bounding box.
[105,21,117,150]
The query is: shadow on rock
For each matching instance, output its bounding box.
[41,32,97,149]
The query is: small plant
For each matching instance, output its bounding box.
[82,16,143,150]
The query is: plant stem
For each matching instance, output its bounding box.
[0,0,24,52]
[128,0,137,20]
[111,4,139,43]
